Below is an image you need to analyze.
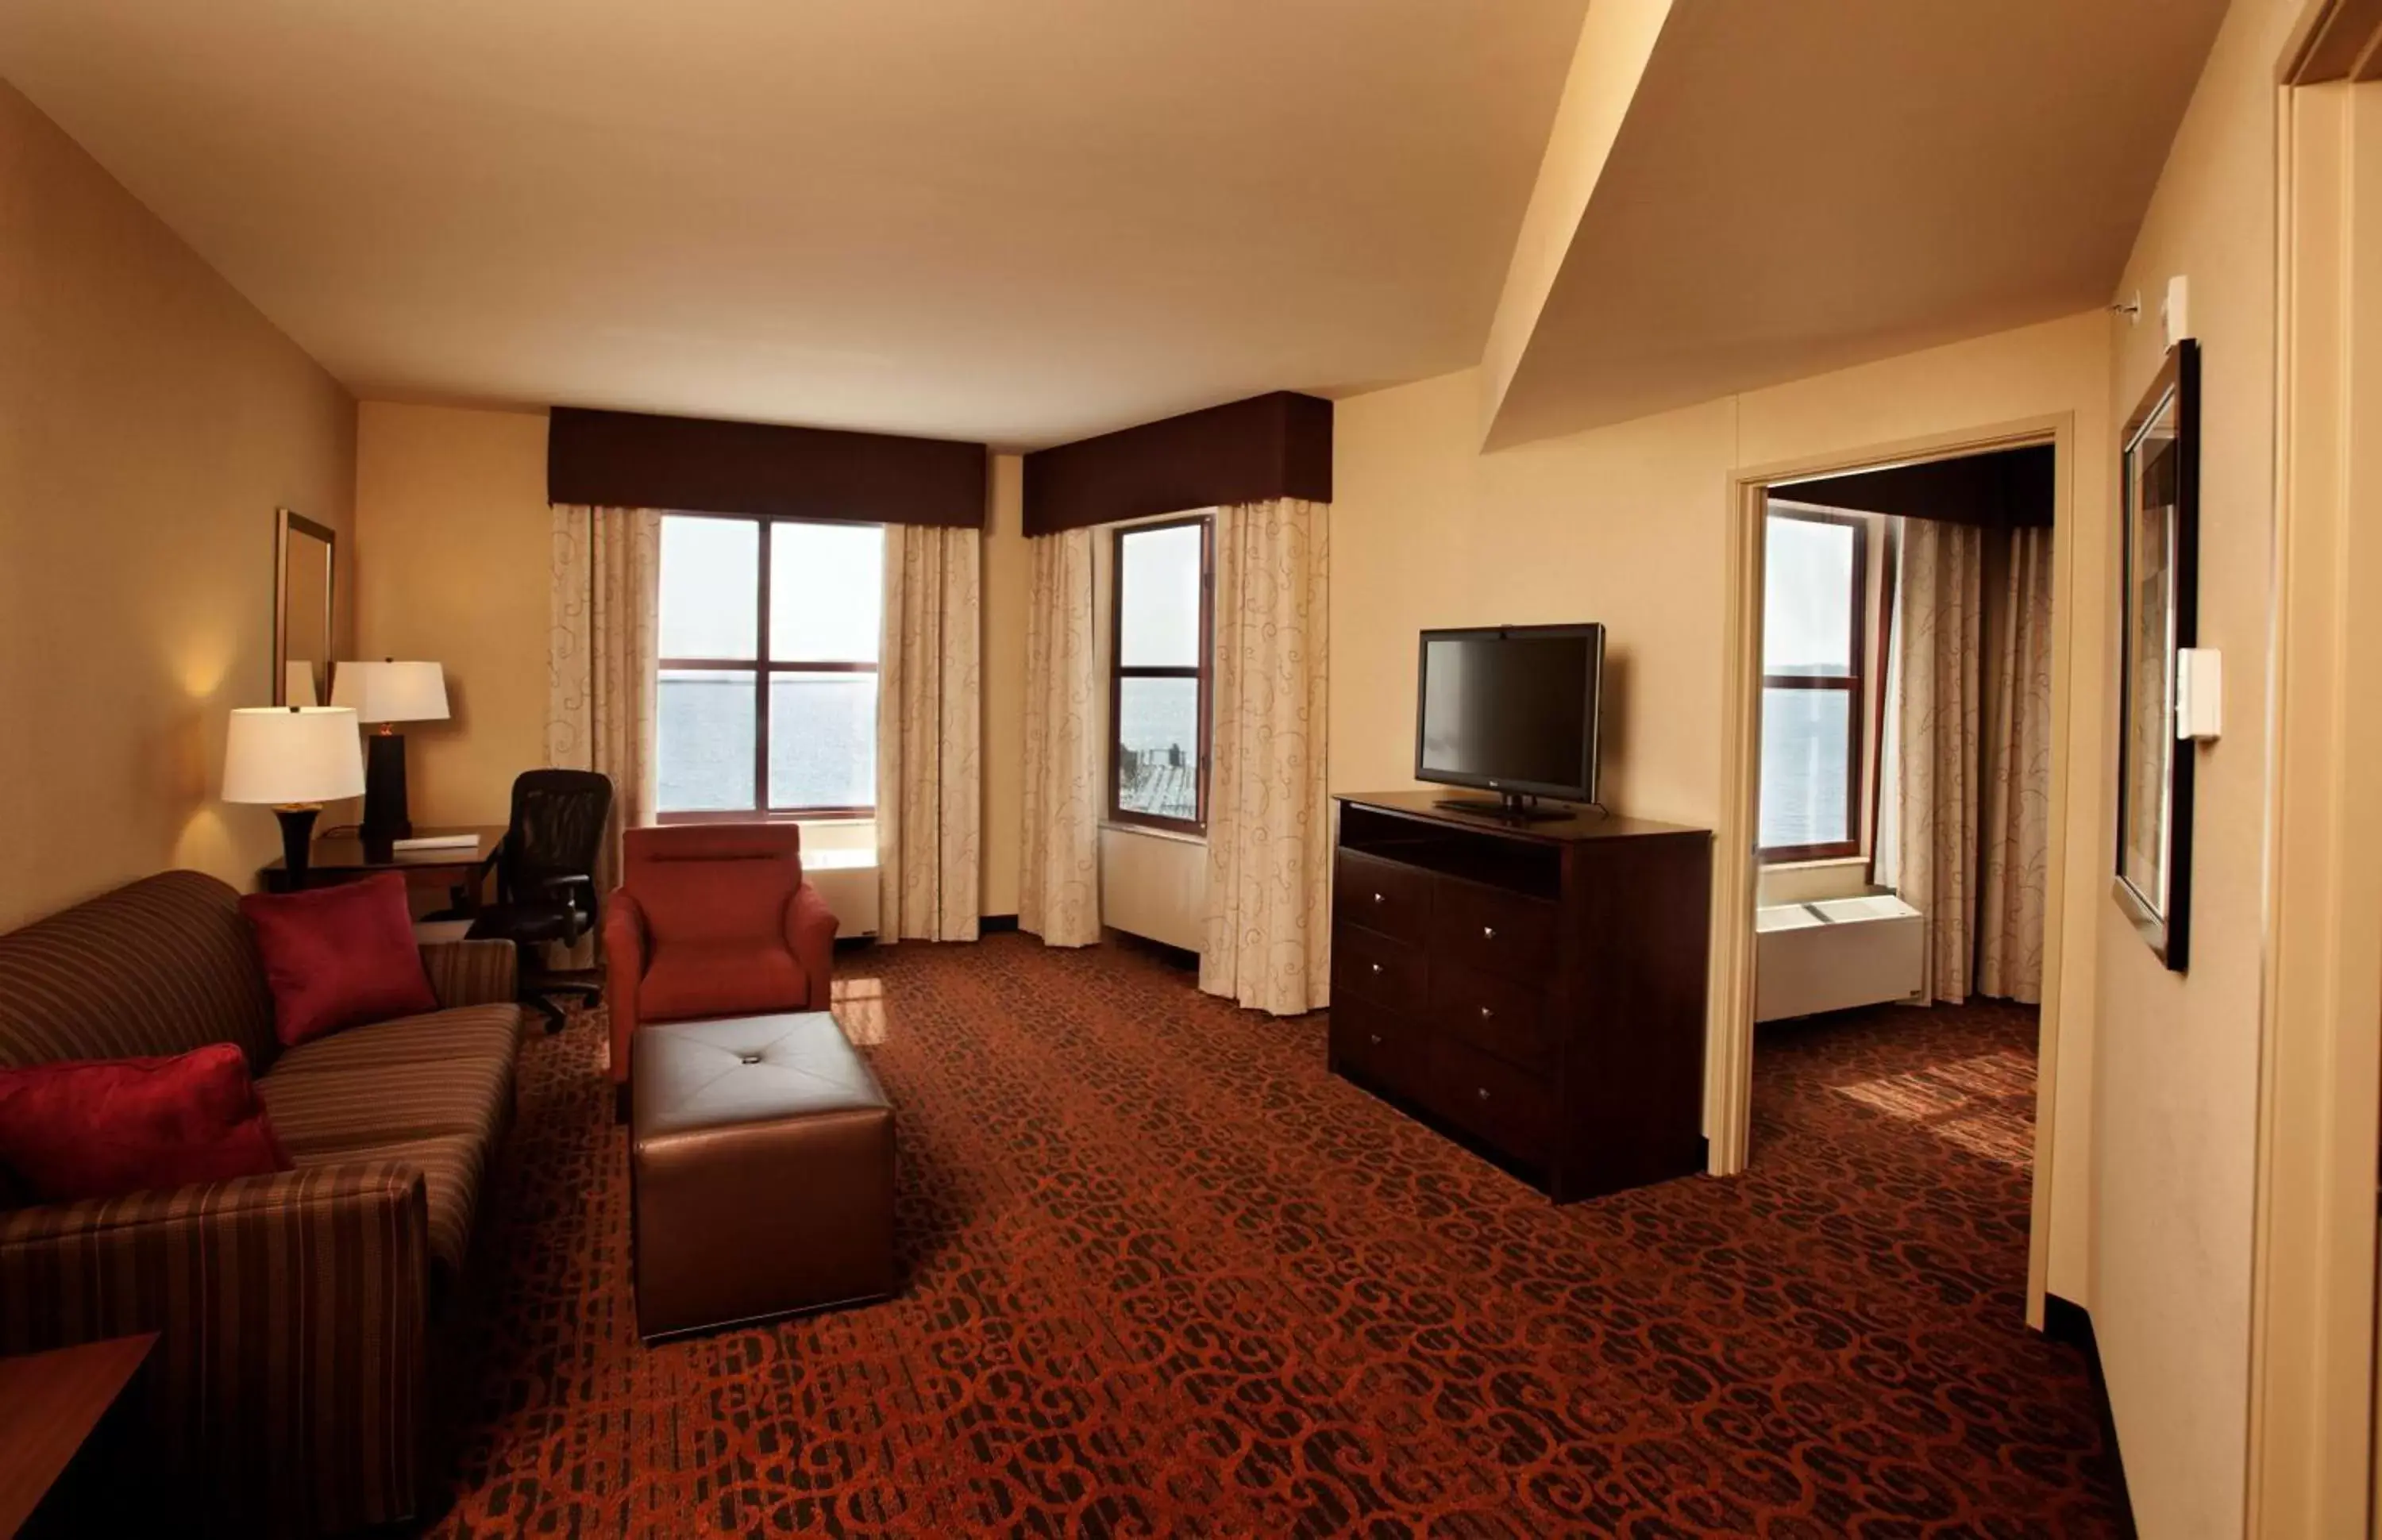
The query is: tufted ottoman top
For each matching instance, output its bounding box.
[634,1012,890,1144]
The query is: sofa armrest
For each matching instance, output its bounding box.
[0,1163,433,1531]
[603,889,647,1086]
[418,937,518,1010]
[786,881,838,1005]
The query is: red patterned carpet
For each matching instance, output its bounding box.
[421,935,2128,1537]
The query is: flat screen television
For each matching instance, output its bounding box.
[1413,623,1605,819]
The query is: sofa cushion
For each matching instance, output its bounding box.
[0,1044,291,1203]
[0,872,277,1071]
[291,1131,486,1291]
[240,875,438,1047]
[641,940,814,1022]
[259,1045,514,1157]
[270,1003,522,1078]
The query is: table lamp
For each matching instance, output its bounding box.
[222,706,366,889]
[330,660,449,844]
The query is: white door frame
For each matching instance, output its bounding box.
[2244,30,2382,1535]
[1711,413,2080,1330]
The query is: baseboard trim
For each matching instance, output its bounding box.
[2043,1293,2132,1523]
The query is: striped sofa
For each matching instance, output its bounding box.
[0,870,525,1534]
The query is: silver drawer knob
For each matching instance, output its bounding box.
[1478,1006,1494,1020]
[1372,891,1386,903]
[1482,925,1497,940]
[1476,1087,1492,1101]
[1368,1033,1382,1045]
[1370,962,1383,976]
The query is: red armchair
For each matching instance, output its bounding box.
[603,823,838,1117]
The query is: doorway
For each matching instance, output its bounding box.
[1708,421,2083,1329]
[1748,449,2058,1287]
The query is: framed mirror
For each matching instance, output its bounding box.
[2113,340,2199,972]
[275,509,337,707]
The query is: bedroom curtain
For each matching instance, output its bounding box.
[1200,498,1332,1016]
[876,522,982,942]
[1883,517,1984,1005]
[1978,526,2055,1003]
[1019,528,1102,945]
[545,503,661,899]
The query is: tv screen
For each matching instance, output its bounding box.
[1415,625,1604,803]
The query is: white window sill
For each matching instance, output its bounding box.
[1100,822,1208,848]
[1760,854,1869,873]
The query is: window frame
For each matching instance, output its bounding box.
[655,512,881,824]
[1107,514,1214,836]
[1757,506,1870,864]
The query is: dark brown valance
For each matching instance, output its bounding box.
[1022,391,1332,536]
[1774,444,2053,530]
[547,407,988,529]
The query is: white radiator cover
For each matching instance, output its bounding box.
[1755,894,1925,1022]
[804,846,881,938]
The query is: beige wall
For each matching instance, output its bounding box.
[0,81,357,931]
[1331,306,2113,1309]
[352,402,551,826]
[2091,0,2301,1531]
[349,401,1030,918]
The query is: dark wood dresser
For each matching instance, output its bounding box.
[1328,791,1713,1201]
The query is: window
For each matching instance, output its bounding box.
[1109,517,1212,833]
[657,514,884,818]
[1759,506,1869,860]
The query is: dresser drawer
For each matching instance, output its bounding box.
[1335,920,1426,1009]
[1432,877,1557,981]
[1335,849,1432,944]
[1329,998,1427,1098]
[1423,1035,1558,1166]
[1428,961,1557,1072]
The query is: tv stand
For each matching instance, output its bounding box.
[1330,791,1713,1201]
[1429,791,1582,823]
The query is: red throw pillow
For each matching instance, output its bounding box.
[0,1044,291,1203]
[240,873,437,1046]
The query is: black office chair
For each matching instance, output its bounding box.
[461,769,614,1034]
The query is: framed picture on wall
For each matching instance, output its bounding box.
[2113,339,2199,972]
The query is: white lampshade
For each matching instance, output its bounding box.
[222,707,366,806]
[330,660,449,724]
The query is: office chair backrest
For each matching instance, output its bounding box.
[503,769,613,902]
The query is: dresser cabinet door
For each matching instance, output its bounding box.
[1335,849,1432,943]
[1432,877,1556,980]
[1428,961,1556,1072]
[1424,1035,1558,1165]
[1335,919,1428,1010]
[1329,999,1428,1098]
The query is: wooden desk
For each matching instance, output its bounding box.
[260,824,506,898]
[0,1334,155,1535]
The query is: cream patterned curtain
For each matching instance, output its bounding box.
[1979,526,2055,1003]
[1883,518,1984,1004]
[1200,498,1331,1015]
[1019,528,1102,945]
[877,523,981,942]
[545,504,661,896]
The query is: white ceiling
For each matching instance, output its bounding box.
[1486,0,2230,447]
[0,0,1587,447]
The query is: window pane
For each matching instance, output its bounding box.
[661,517,758,660]
[1760,687,1852,849]
[1118,523,1203,668]
[769,672,877,810]
[769,524,885,664]
[1116,676,1199,821]
[1763,514,1856,676]
[657,669,755,811]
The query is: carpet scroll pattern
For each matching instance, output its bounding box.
[425,937,2127,1536]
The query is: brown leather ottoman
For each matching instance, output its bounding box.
[630,1012,896,1339]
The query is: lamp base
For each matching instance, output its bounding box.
[274,806,321,891]
[361,731,412,844]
